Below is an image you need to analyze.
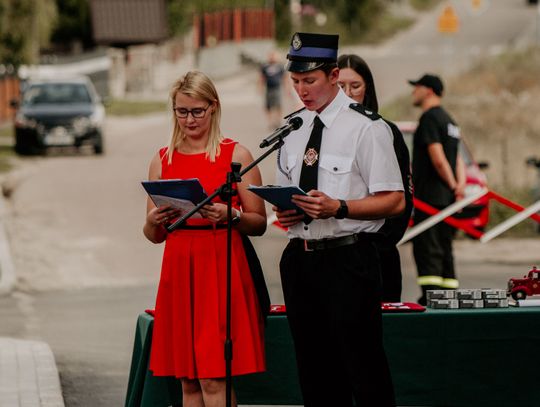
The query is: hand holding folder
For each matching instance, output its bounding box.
[247,185,307,212]
[142,178,208,218]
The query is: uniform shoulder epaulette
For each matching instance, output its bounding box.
[349,103,381,121]
[283,107,306,120]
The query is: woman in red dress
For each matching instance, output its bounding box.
[143,70,267,406]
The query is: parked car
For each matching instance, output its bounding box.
[10,75,105,155]
[397,121,490,232]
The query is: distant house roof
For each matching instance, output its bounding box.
[89,0,168,44]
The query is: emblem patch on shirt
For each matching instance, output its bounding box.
[303,148,319,166]
[447,123,461,139]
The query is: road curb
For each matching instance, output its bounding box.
[0,185,15,295]
[0,337,65,406]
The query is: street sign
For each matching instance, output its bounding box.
[468,0,490,15]
[438,5,459,34]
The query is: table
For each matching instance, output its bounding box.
[125,308,540,406]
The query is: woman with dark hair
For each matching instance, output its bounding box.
[337,54,379,112]
[338,54,413,303]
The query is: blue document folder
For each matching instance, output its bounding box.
[247,185,307,212]
[142,178,208,217]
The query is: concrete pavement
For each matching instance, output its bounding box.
[0,337,64,407]
[0,156,63,406]
[0,173,64,405]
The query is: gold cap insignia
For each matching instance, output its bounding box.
[292,33,302,51]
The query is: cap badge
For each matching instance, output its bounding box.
[303,148,319,166]
[292,33,302,51]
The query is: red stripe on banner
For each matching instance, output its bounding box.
[413,198,484,239]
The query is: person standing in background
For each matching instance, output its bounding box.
[260,50,285,129]
[338,54,413,302]
[408,73,466,306]
[274,32,404,407]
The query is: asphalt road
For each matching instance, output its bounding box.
[0,1,538,405]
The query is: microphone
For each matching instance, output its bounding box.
[259,117,303,148]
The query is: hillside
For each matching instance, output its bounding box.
[384,47,540,193]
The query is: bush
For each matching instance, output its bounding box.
[487,187,539,237]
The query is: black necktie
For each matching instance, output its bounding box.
[299,116,324,224]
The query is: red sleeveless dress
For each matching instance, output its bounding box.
[149,139,265,379]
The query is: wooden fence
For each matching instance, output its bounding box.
[0,75,20,124]
[193,8,274,49]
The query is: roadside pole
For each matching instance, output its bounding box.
[438,5,459,75]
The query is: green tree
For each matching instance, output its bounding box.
[51,0,93,49]
[335,0,381,38]
[274,0,291,43]
[0,0,57,67]
[167,0,198,36]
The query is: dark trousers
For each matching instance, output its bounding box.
[412,210,456,284]
[375,240,402,302]
[279,237,395,407]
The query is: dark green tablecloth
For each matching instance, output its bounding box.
[125,308,540,406]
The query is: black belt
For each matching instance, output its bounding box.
[293,233,364,252]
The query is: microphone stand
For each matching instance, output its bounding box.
[166,137,287,407]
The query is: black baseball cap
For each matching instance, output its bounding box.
[408,74,444,96]
[286,32,339,73]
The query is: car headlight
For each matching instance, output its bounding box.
[72,116,92,135]
[89,106,105,127]
[14,113,37,129]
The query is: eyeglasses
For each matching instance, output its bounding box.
[173,104,211,119]
[338,82,365,95]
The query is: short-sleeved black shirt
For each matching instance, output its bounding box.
[261,63,284,89]
[412,106,460,207]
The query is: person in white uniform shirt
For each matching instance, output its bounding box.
[273,32,405,407]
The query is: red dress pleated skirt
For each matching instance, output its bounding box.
[149,140,265,379]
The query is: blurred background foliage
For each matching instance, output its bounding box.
[0,0,440,67]
[50,0,93,51]
[0,0,58,67]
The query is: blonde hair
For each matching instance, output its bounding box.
[166,71,223,164]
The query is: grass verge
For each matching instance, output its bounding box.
[409,0,442,12]
[487,188,539,238]
[0,126,14,173]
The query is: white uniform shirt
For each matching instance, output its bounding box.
[276,88,403,240]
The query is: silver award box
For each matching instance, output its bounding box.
[484,298,509,308]
[456,289,483,300]
[459,299,484,308]
[429,299,459,309]
[481,289,507,299]
[426,290,456,300]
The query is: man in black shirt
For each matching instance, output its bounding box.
[408,74,465,305]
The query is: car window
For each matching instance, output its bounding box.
[24,83,92,105]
